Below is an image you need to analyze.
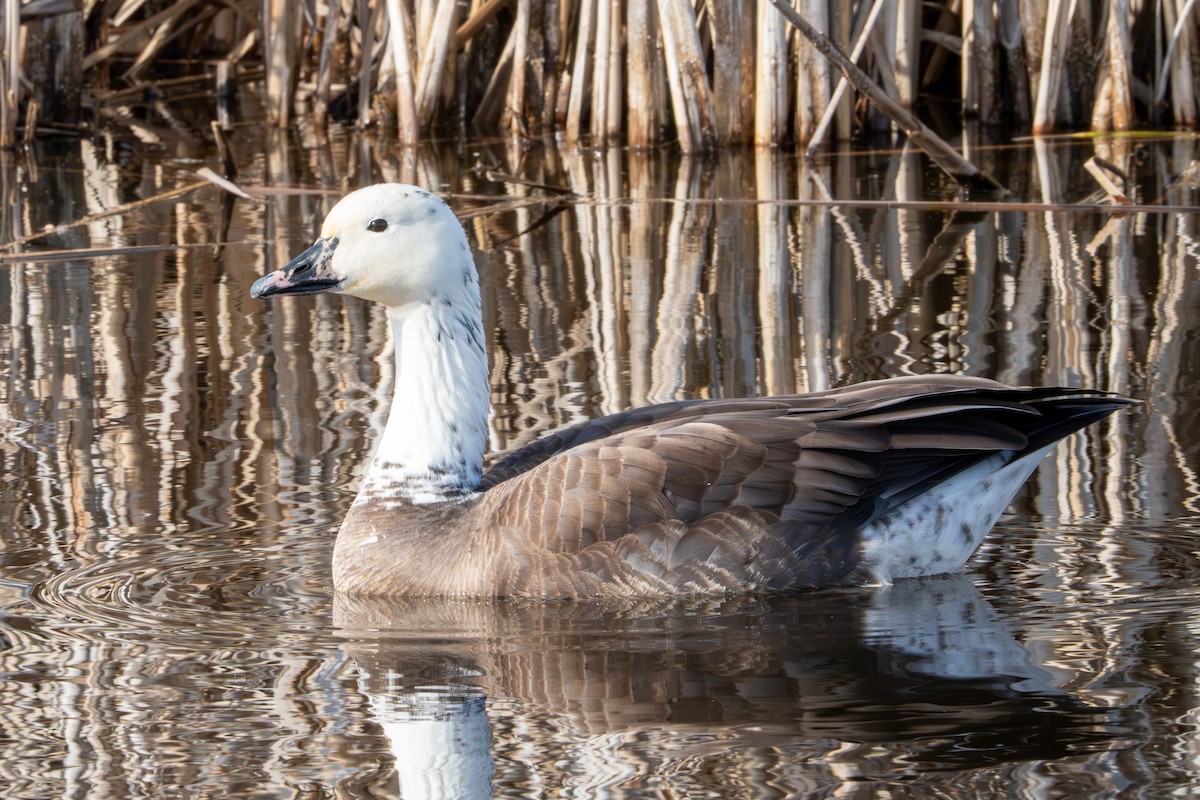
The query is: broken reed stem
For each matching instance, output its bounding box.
[125,0,197,79]
[1084,156,1133,204]
[215,60,235,130]
[805,0,886,156]
[768,0,1005,193]
[0,181,208,253]
[196,167,256,200]
[83,0,200,70]
[0,243,220,263]
[21,97,37,144]
[210,120,236,178]
[455,0,511,48]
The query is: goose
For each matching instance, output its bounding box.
[251,183,1132,599]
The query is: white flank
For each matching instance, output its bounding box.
[859,443,1057,582]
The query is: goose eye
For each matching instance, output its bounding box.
[367,218,388,233]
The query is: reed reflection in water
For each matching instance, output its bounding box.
[0,132,1196,797]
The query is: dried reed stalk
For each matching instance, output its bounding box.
[1,0,18,149]
[21,6,82,126]
[894,0,919,108]
[710,0,754,144]
[963,0,999,124]
[84,0,201,71]
[505,0,531,139]
[657,0,717,152]
[520,0,547,136]
[1157,0,1198,127]
[314,0,340,122]
[541,0,562,131]
[755,0,787,145]
[112,0,152,27]
[998,0,1030,123]
[386,0,420,143]
[263,0,298,126]
[414,0,459,126]
[626,0,661,148]
[357,0,381,127]
[1018,0,1046,112]
[795,0,832,143]
[921,0,959,90]
[603,0,624,144]
[1032,0,1073,135]
[473,27,515,131]
[1094,0,1133,131]
[862,12,899,135]
[565,0,595,144]
[125,1,209,79]
[590,0,612,142]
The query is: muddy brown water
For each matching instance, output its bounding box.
[0,129,1197,798]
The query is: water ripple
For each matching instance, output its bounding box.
[26,527,334,648]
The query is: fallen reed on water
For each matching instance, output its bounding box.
[3,1,1200,151]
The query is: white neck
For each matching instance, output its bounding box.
[359,292,489,504]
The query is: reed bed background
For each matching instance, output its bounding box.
[2,0,1200,151]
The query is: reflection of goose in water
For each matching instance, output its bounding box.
[362,682,493,800]
[337,575,1130,797]
[251,184,1131,598]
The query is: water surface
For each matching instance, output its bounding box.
[0,130,1197,797]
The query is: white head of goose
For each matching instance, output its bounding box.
[252,183,1132,599]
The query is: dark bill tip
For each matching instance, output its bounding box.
[251,237,341,299]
